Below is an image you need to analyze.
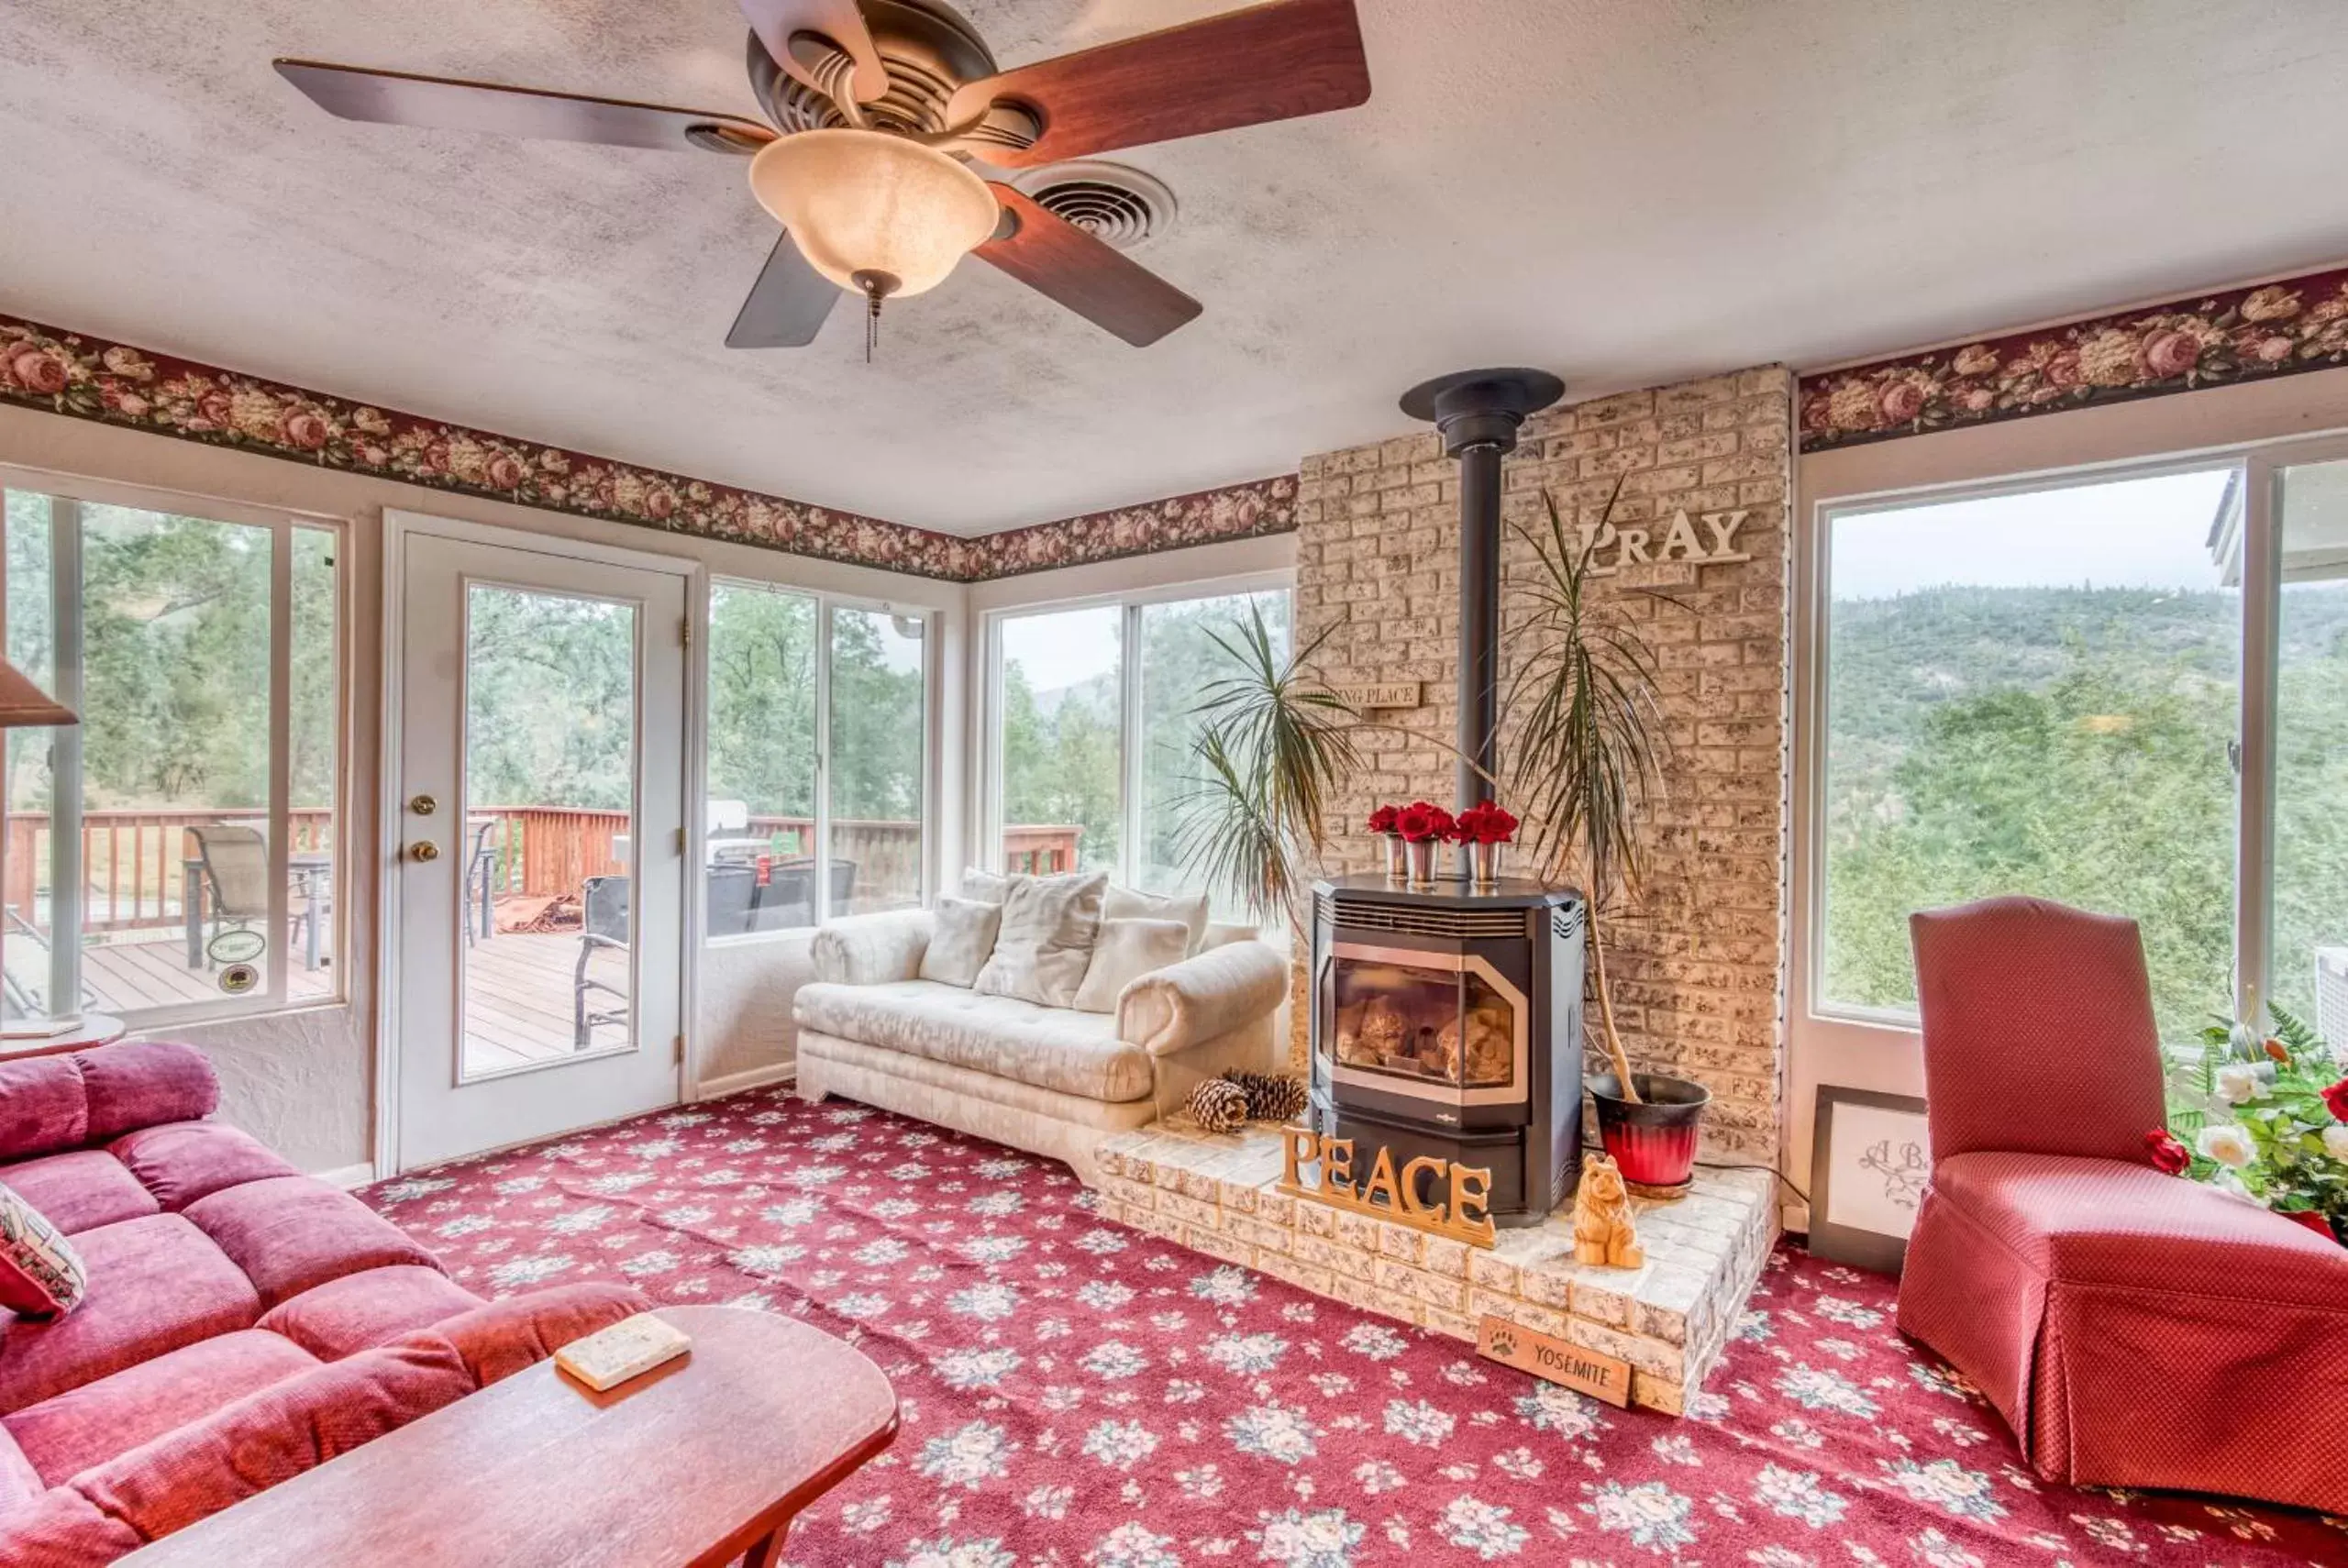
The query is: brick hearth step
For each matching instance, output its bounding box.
[1093,1121,1778,1416]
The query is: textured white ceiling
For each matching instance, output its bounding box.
[6,0,2348,534]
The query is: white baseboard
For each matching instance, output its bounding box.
[312,1162,376,1191]
[693,1062,798,1101]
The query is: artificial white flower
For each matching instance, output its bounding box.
[2322,1123,2348,1162]
[2197,1123,2257,1169]
[2214,1063,2271,1105]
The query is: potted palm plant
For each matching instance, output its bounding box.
[1170,606,1359,931]
[1507,483,1711,1197]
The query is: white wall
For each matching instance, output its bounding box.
[1788,365,2348,1220]
[0,403,965,1171]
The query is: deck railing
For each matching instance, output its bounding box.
[3,807,1083,928]
[3,809,335,933]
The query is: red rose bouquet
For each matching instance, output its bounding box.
[1453,801,1519,845]
[1367,804,1399,834]
[1393,801,1454,844]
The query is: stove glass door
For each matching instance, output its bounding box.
[1325,942,1524,1104]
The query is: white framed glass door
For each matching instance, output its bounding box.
[393,525,689,1169]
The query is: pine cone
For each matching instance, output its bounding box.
[1185,1077,1250,1135]
[1222,1070,1309,1123]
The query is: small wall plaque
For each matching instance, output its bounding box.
[1476,1314,1631,1407]
[1329,682,1422,711]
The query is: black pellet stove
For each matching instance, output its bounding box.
[1308,369,1588,1227]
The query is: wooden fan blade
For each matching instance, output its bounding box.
[946,0,1368,169]
[738,0,890,104]
[726,233,839,348]
[976,185,1201,347]
[273,60,774,153]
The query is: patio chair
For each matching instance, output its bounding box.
[1899,895,2348,1514]
[572,874,629,1050]
[706,863,758,938]
[750,857,856,931]
[188,825,316,971]
[462,818,498,944]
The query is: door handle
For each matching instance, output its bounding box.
[410,793,437,816]
[409,842,440,863]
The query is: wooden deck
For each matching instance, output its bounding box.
[463,932,628,1076]
[11,929,618,1077]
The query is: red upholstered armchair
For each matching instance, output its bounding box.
[1899,897,2348,1514]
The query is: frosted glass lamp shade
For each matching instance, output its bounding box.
[747,130,1000,298]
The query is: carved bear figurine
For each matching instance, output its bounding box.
[1571,1153,1644,1269]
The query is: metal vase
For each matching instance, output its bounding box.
[1383,833,1408,882]
[1469,839,1503,889]
[1403,836,1437,889]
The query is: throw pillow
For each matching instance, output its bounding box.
[974,870,1108,1008]
[919,896,1003,988]
[958,868,1021,905]
[1073,917,1191,1013]
[1104,884,1211,955]
[0,1183,85,1318]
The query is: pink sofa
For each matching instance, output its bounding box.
[1899,898,2348,1515]
[0,1042,648,1562]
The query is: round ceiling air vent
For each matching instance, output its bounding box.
[1017,161,1177,250]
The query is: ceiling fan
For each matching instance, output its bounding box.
[273,0,1371,353]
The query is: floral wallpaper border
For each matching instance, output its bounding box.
[0,312,1296,583]
[972,472,1297,580]
[1799,262,2348,453]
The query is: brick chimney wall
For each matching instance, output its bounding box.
[1290,366,1795,1164]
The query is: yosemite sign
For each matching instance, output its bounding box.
[1578,507,1751,576]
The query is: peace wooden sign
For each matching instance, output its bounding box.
[1279,1125,1497,1248]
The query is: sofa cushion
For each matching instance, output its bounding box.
[0,1151,158,1236]
[183,1176,440,1310]
[974,870,1106,1008]
[0,1184,85,1318]
[259,1265,484,1361]
[796,978,1154,1102]
[1104,884,1210,956]
[1931,1150,2348,1306]
[0,1213,261,1415]
[0,1043,217,1165]
[5,1328,320,1486]
[919,895,1002,988]
[958,867,1019,904]
[1073,918,1189,1014]
[111,1121,301,1211]
[0,1423,39,1513]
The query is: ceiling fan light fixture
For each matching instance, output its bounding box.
[748,128,999,299]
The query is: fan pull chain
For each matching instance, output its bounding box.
[851,270,899,365]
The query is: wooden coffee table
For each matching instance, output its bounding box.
[120,1306,897,1568]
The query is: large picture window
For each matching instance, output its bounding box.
[990,584,1290,909]
[2,481,343,1023]
[703,579,929,935]
[1816,446,2348,1045]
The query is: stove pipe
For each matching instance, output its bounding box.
[1398,368,1567,819]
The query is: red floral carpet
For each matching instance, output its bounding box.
[362,1089,2343,1567]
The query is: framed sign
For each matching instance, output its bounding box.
[1808,1087,1931,1273]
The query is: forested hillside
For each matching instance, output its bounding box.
[1826,581,2348,1037]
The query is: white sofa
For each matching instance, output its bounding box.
[792,907,1287,1183]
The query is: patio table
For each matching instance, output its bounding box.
[183,851,332,971]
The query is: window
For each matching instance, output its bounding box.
[1814,450,2348,1049]
[2,482,342,1023]
[703,580,929,934]
[990,585,1290,908]
[2272,458,2348,1025]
